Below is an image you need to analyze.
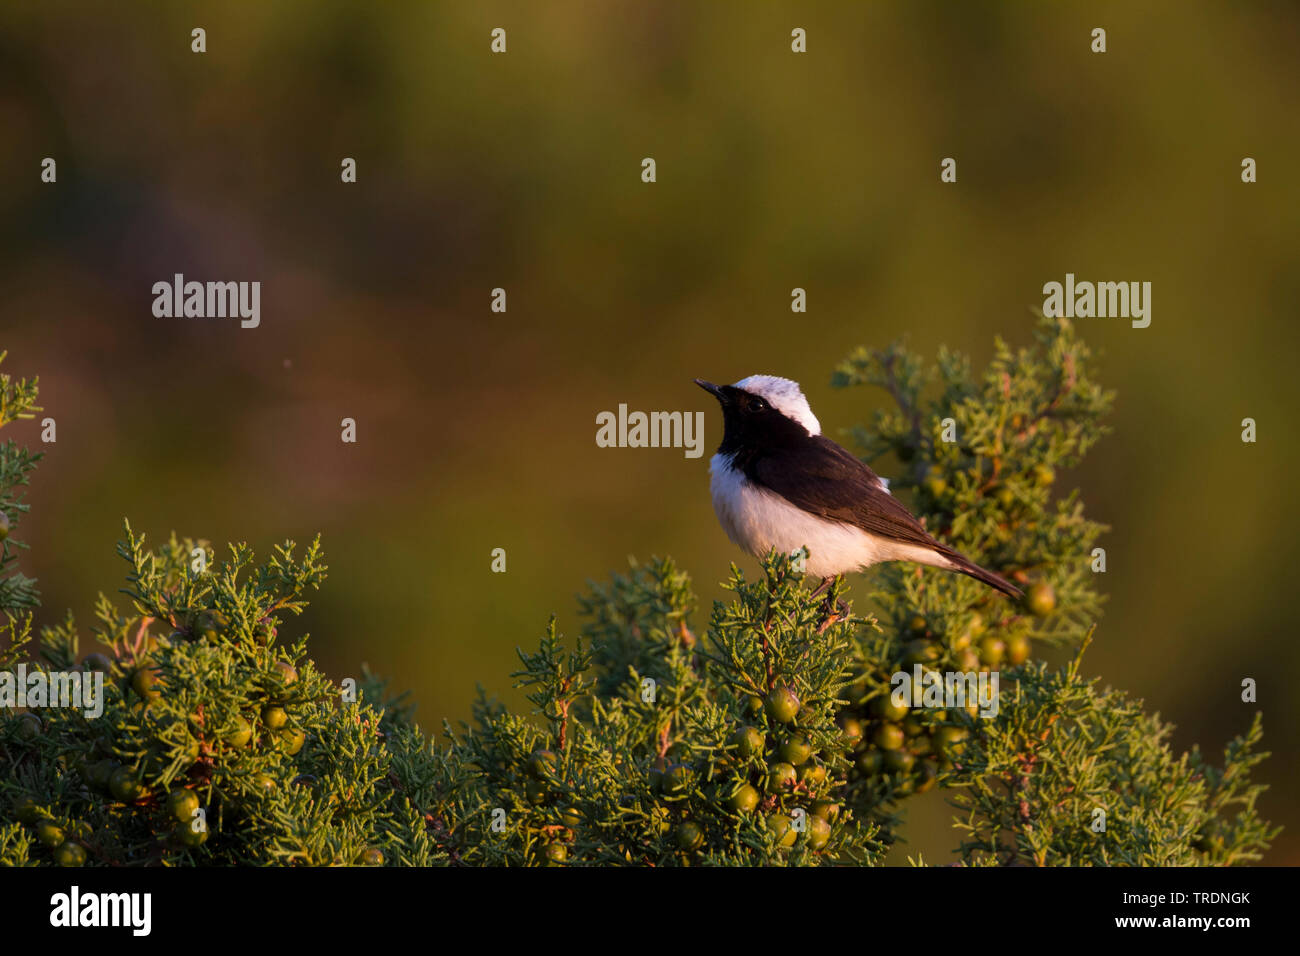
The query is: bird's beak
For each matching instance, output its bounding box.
[694,379,725,402]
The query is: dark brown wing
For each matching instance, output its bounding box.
[747,435,940,550]
[747,436,1023,598]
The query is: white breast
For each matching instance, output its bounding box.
[708,453,951,578]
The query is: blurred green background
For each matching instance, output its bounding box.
[2,2,1296,863]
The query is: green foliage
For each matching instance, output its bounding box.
[0,323,1277,866]
[947,641,1275,866]
[1,522,456,866]
[832,314,1111,650]
[446,564,884,865]
[0,352,42,613]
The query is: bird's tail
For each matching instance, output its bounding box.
[933,546,1023,599]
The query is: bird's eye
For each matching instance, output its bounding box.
[749,397,768,412]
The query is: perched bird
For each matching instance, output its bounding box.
[695,374,1022,599]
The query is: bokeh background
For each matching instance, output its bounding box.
[2,2,1296,863]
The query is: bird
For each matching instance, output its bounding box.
[695,374,1022,601]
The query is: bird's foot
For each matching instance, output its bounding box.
[815,597,850,635]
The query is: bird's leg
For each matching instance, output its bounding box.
[809,576,835,599]
[814,576,849,634]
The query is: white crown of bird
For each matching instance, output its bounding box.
[732,375,821,435]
